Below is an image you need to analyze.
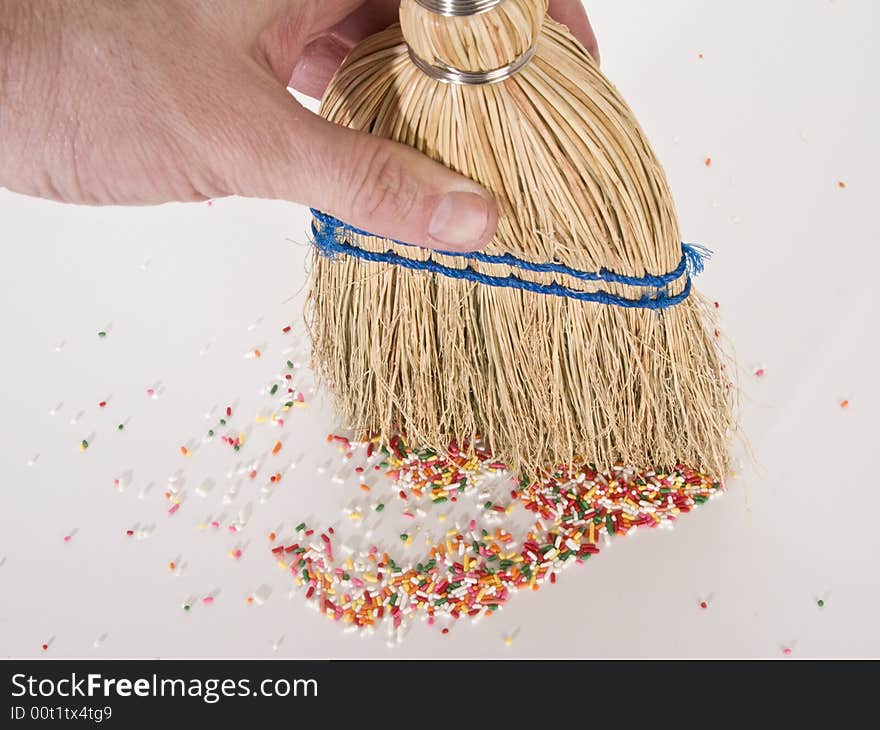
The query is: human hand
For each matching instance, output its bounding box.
[0,1,597,251]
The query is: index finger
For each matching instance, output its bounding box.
[549,0,600,64]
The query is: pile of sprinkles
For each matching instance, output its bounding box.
[276,434,723,640]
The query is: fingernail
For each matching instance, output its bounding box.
[428,191,492,250]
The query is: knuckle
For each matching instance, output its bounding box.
[346,143,420,223]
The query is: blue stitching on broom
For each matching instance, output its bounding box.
[310,209,710,311]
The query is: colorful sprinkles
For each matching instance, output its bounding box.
[276,434,723,637]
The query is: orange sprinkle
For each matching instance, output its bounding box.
[247,596,254,605]
[268,532,276,541]
[840,399,849,408]
[169,562,175,571]
[272,440,282,455]
[254,349,262,358]
[180,446,189,456]
[838,181,846,189]
[705,157,712,167]
[359,484,371,493]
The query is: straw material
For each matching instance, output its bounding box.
[308,0,736,478]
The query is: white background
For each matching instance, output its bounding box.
[1,0,878,658]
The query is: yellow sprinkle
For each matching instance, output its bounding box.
[504,636,513,647]
[438,514,447,522]
[255,415,266,424]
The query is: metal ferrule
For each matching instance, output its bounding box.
[407,42,537,85]
[413,0,507,17]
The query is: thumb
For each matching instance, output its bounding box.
[307,114,500,251]
[224,84,498,252]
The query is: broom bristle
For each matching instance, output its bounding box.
[308,0,736,478]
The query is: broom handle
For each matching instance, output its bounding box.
[414,1,506,16]
[406,0,542,84]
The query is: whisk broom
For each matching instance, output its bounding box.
[308,0,735,478]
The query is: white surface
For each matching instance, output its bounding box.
[1,0,878,658]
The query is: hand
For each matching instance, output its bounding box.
[0,1,598,251]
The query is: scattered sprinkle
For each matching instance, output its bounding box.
[839,399,849,409]
[280,434,723,634]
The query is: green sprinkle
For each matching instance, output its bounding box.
[269,384,278,395]
[399,533,409,542]
[286,360,294,369]
[233,444,240,452]
[117,424,124,431]
[499,560,514,569]
[694,495,708,505]
[606,515,615,534]
[342,573,350,581]
[817,599,825,608]
[483,501,493,509]
[98,331,107,338]
[183,604,191,612]
[207,429,214,437]
[80,440,89,450]
[295,522,306,532]
[375,503,385,512]
[219,418,226,426]
[432,497,448,504]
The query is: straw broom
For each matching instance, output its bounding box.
[308,0,735,478]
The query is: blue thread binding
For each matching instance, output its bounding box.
[309,209,709,310]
